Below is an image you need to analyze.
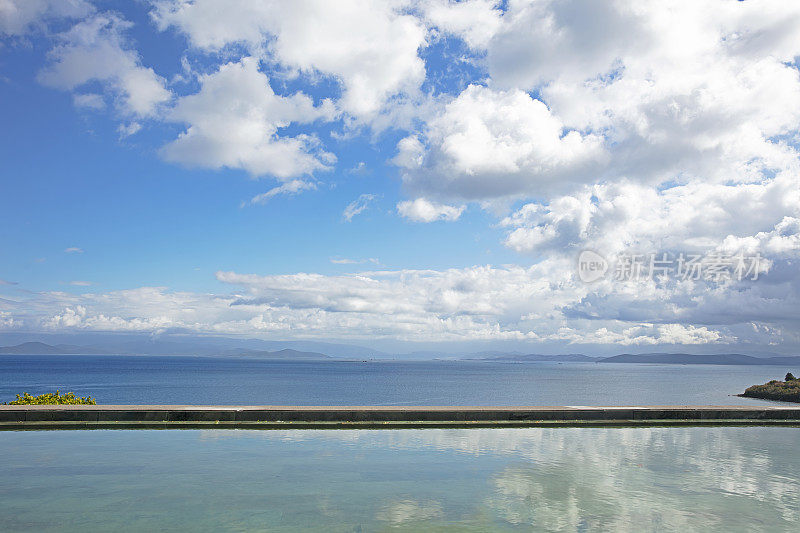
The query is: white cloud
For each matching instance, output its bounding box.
[162,57,335,179]
[152,0,428,118]
[343,194,376,222]
[0,0,92,36]
[540,2,800,179]
[501,175,800,258]
[0,311,18,329]
[37,13,171,117]
[398,1,800,225]
[719,217,800,258]
[64,247,83,254]
[330,257,380,265]
[397,198,464,223]
[398,84,606,201]
[117,121,141,138]
[421,0,502,50]
[248,180,315,205]
[2,257,799,348]
[655,324,722,345]
[486,0,647,89]
[392,135,425,169]
[69,280,93,286]
[43,304,178,333]
[72,92,104,110]
[570,324,725,346]
[7,0,800,352]
[347,161,369,175]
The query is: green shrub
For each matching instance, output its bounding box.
[3,390,96,405]
[786,372,796,381]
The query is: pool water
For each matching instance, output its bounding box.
[1,427,798,531]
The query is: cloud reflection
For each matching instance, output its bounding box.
[199,427,800,529]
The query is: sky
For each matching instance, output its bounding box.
[1,0,800,353]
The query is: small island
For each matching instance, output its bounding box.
[740,373,800,403]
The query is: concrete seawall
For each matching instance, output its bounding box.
[2,405,800,430]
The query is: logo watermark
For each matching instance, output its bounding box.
[577,250,608,282]
[577,250,765,283]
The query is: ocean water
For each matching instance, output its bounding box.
[0,354,792,405]
[1,427,798,531]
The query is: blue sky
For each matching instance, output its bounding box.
[0,1,517,294]
[2,1,800,353]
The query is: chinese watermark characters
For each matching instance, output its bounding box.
[578,250,765,283]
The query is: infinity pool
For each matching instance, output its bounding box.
[1,427,798,531]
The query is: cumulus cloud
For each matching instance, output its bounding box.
[392,135,425,169]
[152,0,427,118]
[8,0,800,351]
[719,217,800,258]
[162,57,335,179]
[421,0,503,50]
[397,198,464,222]
[398,84,606,200]
[501,175,800,257]
[583,324,724,346]
[0,0,92,36]
[43,304,177,332]
[208,263,797,347]
[2,257,799,349]
[37,13,171,117]
[400,1,800,216]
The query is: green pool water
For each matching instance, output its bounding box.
[1,427,798,531]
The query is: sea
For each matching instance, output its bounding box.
[0,354,792,405]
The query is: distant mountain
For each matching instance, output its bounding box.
[470,351,800,365]
[388,350,602,361]
[474,353,601,362]
[250,341,384,358]
[0,337,386,358]
[3,341,799,365]
[227,348,331,360]
[599,353,800,365]
[0,342,332,360]
[0,342,105,355]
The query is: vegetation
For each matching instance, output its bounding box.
[741,375,800,403]
[3,390,96,405]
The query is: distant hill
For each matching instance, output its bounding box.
[0,333,386,358]
[599,353,800,365]
[3,341,799,365]
[475,353,601,362]
[228,348,330,360]
[0,342,105,355]
[0,342,331,360]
